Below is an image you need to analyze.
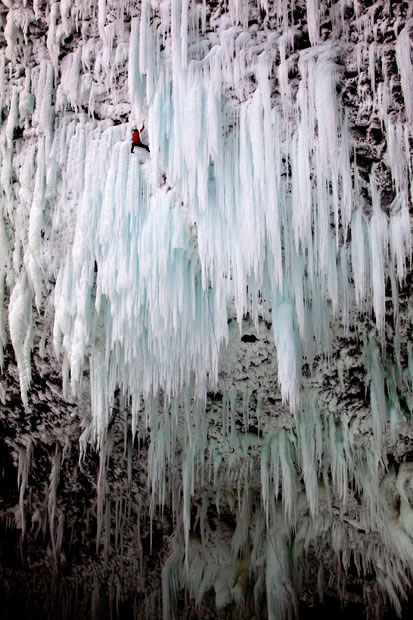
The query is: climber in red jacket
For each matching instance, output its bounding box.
[131,123,150,153]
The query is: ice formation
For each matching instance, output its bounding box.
[0,0,413,618]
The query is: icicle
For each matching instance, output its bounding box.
[306,0,320,46]
[4,10,21,62]
[182,442,196,569]
[48,444,62,563]
[328,417,349,506]
[5,87,18,143]
[396,19,413,125]
[389,201,411,285]
[60,49,82,112]
[265,521,297,620]
[298,398,321,517]
[367,338,387,457]
[9,275,33,408]
[0,272,6,369]
[25,138,46,310]
[19,68,35,123]
[17,439,32,541]
[47,2,61,71]
[351,208,369,308]
[0,52,5,116]
[96,435,113,554]
[278,429,297,522]
[128,17,146,123]
[162,544,185,620]
[180,0,189,70]
[369,179,388,333]
[273,301,301,411]
[339,245,349,332]
[98,0,107,46]
[261,441,271,527]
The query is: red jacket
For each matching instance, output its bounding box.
[132,125,144,143]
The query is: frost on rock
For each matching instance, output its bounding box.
[0,0,413,619]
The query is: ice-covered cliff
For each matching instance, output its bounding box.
[0,0,413,618]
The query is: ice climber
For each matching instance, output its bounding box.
[131,123,150,153]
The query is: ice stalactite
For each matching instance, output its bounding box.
[17,438,32,541]
[48,443,63,563]
[367,338,388,457]
[265,521,297,620]
[128,17,146,124]
[396,19,413,127]
[297,396,322,518]
[9,275,33,408]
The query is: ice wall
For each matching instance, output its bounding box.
[1,0,413,618]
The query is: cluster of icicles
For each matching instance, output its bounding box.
[1,0,413,617]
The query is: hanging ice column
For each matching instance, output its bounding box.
[45,0,411,447]
[133,4,410,415]
[0,0,409,483]
[0,0,405,438]
[52,119,228,443]
[124,8,413,582]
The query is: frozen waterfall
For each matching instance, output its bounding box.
[0,1,413,619]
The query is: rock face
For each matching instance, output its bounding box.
[0,1,413,618]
